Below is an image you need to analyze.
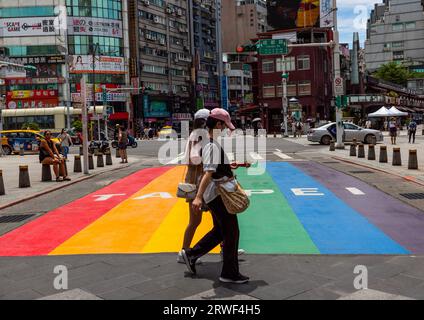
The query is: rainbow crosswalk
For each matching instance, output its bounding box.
[0,162,423,257]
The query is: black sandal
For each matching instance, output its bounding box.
[56,177,63,182]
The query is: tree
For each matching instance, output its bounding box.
[373,62,418,86]
[72,120,82,133]
[21,122,40,131]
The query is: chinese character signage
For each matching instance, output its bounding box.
[0,17,58,37]
[69,55,125,74]
[6,90,59,109]
[267,0,320,30]
[67,17,123,38]
[320,0,334,28]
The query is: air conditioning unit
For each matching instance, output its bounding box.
[166,6,173,14]
[153,16,160,24]
[181,86,187,92]
[142,0,150,6]
[177,9,183,16]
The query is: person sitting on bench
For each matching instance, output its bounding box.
[39,130,71,182]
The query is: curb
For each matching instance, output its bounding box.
[331,155,424,187]
[0,164,131,211]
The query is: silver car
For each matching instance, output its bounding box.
[307,122,384,145]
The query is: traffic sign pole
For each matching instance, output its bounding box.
[333,0,344,149]
[281,55,288,137]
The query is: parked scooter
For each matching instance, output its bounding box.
[89,139,110,154]
[111,135,138,149]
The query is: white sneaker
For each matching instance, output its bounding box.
[177,250,202,264]
[220,249,246,261]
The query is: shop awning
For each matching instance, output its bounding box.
[109,112,129,120]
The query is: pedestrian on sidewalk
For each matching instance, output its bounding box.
[59,129,73,160]
[39,130,71,182]
[295,121,303,138]
[118,125,128,163]
[408,118,417,144]
[178,108,210,265]
[181,108,249,284]
[280,122,285,137]
[389,117,398,145]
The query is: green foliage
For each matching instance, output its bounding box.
[373,62,419,86]
[72,120,82,133]
[21,122,40,131]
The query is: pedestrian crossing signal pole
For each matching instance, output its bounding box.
[333,0,345,149]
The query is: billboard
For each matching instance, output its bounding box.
[69,55,125,74]
[0,17,58,37]
[67,17,123,38]
[267,0,321,30]
[6,90,59,109]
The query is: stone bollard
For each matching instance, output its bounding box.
[371,135,377,145]
[41,164,52,182]
[0,170,5,195]
[88,154,94,170]
[352,138,357,146]
[408,149,418,170]
[368,145,376,160]
[19,165,31,188]
[422,129,424,136]
[349,144,357,157]
[74,155,82,173]
[79,146,83,156]
[97,153,104,168]
[379,146,388,163]
[329,140,335,151]
[105,151,113,166]
[116,148,120,159]
[392,148,402,166]
[357,144,365,158]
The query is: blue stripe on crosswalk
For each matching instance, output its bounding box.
[267,162,409,254]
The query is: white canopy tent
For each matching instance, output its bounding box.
[388,106,408,117]
[367,107,392,118]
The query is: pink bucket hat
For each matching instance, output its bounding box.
[209,108,235,130]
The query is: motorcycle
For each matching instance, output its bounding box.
[89,139,110,154]
[111,135,138,149]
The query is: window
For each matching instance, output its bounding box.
[276,83,297,97]
[393,51,404,60]
[297,55,310,70]
[276,57,295,72]
[142,64,166,75]
[262,60,274,73]
[298,81,311,96]
[263,84,275,98]
[0,6,55,18]
[392,23,403,31]
[405,22,416,30]
[344,123,359,130]
[392,41,403,48]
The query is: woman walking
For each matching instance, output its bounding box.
[181,108,249,284]
[389,118,397,145]
[59,129,73,160]
[177,109,210,264]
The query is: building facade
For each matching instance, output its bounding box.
[221,0,267,53]
[365,0,424,72]
[242,28,333,133]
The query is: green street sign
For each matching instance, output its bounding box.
[257,39,288,55]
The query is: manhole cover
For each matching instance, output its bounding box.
[0,214,35,223]
[349,170,374,174]
[400,193,424,200]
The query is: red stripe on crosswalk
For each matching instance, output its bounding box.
[0,166,172,256]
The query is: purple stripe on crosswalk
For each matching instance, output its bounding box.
[293,162,424,254]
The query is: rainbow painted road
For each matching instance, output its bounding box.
[1,162,424,257]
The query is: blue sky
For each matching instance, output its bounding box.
[337,0,382,47]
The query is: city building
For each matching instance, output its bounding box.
[365,0,424,73]
[221,0,268,53]
[240,28,333,133]
[0,0,131,132]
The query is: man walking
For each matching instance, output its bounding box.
[408,118,417,144]
[59,129,73,160]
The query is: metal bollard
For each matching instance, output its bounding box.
[41,164,52,182]
[379,146,388,163]
[97,153,104,168]
[19,165,31,188]
[74,155,82,173]
[88,154,94,170]
[357,144,365,158]
[349,144,356,157]
[392,148,402,166]
[329,140,335,151]
[105,151,113,166]
[0,170,5,195]
[368,145,376,160]
[408,149,418,170]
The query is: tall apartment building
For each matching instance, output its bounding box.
[221,0,268,52]
[0,0,130,130]
[365,0,424,72]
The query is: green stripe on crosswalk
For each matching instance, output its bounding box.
[236,168,319,254]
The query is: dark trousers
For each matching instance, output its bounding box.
[409,130,416,143]
[189,196,240,278]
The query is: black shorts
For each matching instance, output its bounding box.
[118,143,127,150]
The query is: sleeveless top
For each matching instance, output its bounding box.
[39,139,54,163]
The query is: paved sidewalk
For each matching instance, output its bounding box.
[0,153,137,209]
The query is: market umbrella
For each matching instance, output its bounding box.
[252,118,261,123]
[389,106,408,117]
[367,106,392,118]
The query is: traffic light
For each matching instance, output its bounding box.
[236,43,258,53]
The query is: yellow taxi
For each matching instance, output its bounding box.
[0,130,61,155]
[158,126,174,140]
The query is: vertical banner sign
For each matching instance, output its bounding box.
[221,76,229,111]
[320,0,334,28]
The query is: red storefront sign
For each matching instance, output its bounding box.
[6,90,59,109]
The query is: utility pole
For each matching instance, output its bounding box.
[81,74,89,174]
[333,0,344,149]
[281,54,288,137]
[92,43,101,141]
